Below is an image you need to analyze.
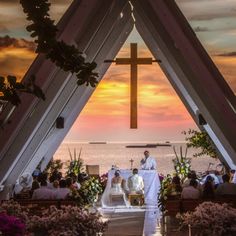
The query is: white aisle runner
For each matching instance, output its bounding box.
[100,206,161,236]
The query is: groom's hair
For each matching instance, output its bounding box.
[115,170,120,177]
[133,168,138,174]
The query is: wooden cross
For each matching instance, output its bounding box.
[105,43,155,129]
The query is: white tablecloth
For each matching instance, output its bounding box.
[101,169,160,207]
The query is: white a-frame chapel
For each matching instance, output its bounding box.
[0,0,235,199]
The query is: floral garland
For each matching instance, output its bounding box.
[20,0,98,87]
[0,0,98,106]
[0,75,45,106]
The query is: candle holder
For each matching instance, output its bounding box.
[129,158,134,170]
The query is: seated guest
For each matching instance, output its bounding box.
[14,173,33,199]
[181,179,200,199]
[66,177,75,191]
[182,172,192,188]
[170,175,182,196]
[201,172,220,187]
[68,172,81,189]
[32,177,55,199]
[47,175,57,189]
[140,150,157,170]
[216,174,236,196]
[230,169,236,184]
[30,179,40,197]
[127,168,144,194]
[78,172,89,184]
[202,175,215,199]
[54,179,70,199]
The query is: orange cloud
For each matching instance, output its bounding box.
[0,46,36,78]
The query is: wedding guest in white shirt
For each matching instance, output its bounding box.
[54,179,70,199]
[32,179,55,199]
[181,179,200,199]
[140,150,157,170]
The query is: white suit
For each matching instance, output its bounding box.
[128,174,144,194]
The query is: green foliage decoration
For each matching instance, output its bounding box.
[183,129,218,158]
[78,177,103,206]
[20,0,98,87]
[44,159,63,176]
[172,146,191,180]
[158,146,191,211]
[66,148,84,176]
[68,177,103,206]
[158,175,173,212]
[0,75,45,106]
[0,0,98,107]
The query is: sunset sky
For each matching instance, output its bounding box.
[0,0,235,142]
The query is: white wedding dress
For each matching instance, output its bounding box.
[110,183,124,194]
[101,180,130,207]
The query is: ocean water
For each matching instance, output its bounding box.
[54,142,221,176]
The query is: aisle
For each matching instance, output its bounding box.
[100,207,162,236]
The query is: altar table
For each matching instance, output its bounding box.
[101,169,160,207]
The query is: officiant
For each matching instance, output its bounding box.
[140,150,157,170]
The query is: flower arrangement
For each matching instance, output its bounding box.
[78,177,103,205]
[99,173,108,192]
[0,199,28,222]
[158,175,173,211]
[0,200,107,236]
[0,213,26,236]
[66,148,84,175]
[172,146,191,180]
[68,176,103,206]
[27,205,107,236]
[177,201,236,236]
[44,159,63,176]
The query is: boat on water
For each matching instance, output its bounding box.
[89,141,107,144]
[126,143,171,148]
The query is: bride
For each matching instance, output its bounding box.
[110,170,126,195]
[109,170,130,206]
[101,170,130,207]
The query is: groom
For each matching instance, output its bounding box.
[127,168,144,194]
[140,150,157,170]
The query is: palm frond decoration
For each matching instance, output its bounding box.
[172,146,191,181]
[66,147,84,175]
